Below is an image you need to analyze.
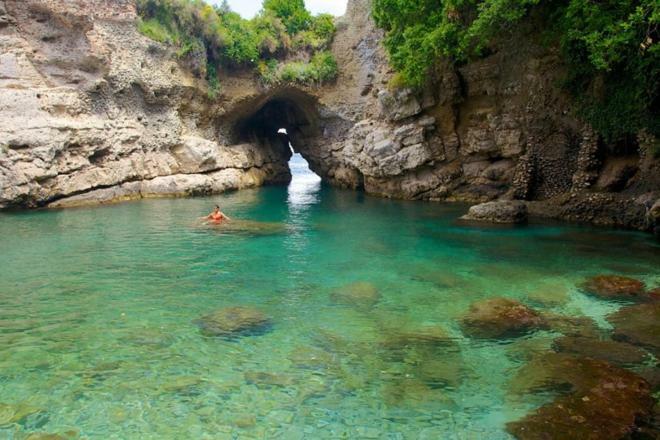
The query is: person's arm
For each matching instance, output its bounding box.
[222,212,231,221]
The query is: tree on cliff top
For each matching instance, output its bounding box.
[373,0,659,140]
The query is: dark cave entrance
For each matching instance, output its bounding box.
[230,90,324,183]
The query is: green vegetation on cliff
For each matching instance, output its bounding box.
[136,0,338,91]
[373,0,659,140]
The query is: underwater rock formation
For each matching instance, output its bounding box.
[608,302,660,356]
[330,282,380,310]
[194,306,271,338]
[551,336,648,367]
[580,275,646,301]
[460,298,546,339]
[507,353,654,440]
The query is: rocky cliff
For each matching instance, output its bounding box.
[1,0,659,232]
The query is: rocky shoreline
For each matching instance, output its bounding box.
[0,0,658,233]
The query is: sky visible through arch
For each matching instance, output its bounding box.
[210,0,348,19]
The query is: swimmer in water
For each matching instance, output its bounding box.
[202,205,231,224]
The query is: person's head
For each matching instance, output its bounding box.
[214,205,220,212]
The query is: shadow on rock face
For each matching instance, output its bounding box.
[507,353,654,440]
[460,297,547,339]
[194,306,272,339]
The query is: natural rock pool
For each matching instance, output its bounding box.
[0,156,658,439]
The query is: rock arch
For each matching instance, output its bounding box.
[222,88,328,184]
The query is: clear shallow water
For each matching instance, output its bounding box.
[0,155,658,439]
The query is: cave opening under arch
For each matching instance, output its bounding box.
[229,89,325,185]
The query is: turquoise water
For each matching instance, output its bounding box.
[0,155,658,439]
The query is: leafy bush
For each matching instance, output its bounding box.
[263,0,312,34]
[268,51,338,85]
[372,0,660,140]
[136,0,338,92]
[138,18,177,44]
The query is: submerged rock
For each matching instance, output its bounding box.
[194,306,271,338]
[579,275,646,301]
[209,220,287,236]
[0,402,43,427]
[526,284,570,307]
[244,371,295,388]
[543,313,602,338]
[608,302,660,355]
[460,298,546,339]
[288,346,337,370]
[552,336,648,366]
[648,287,660,302]
[507,353,653,440]
[330,282,380,310]
[461,201,528,224]
[380,325,464,388]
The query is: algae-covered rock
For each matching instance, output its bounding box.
[543,313,602,338]
[507,353,653,440]
[608,302,660,355]
[460,298,546,339]
[551,336,648,366]
[580,275,646,301]
[194,306,271,337]
[330,282,380,310]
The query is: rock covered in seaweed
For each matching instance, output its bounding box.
[460,298,546,339]
[194,306,271,338]
[607,302,660,356]
[551,336,648,367]
[507,353,654,440]
[579,275,646,301]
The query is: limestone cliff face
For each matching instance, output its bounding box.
[0,0,658,232]
[0,0,290,208]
